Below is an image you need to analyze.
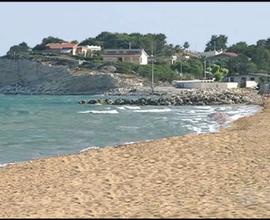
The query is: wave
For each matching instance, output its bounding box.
[80,146,99,153]
[78,110,119,114]
[116,106,126,110]
[123,141,136,145]
[0,162,16,168]
[133,109,172,113]
[194,106,213,109]
[229,114,246,121]
[116,106,141,110]
[124,106,141,110]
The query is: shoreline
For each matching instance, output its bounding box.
[0,98,269,217]
[0,103,262,169]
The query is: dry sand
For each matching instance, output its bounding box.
[0,99,270,218]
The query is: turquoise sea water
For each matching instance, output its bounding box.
[0,94,260,165]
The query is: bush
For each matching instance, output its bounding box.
[171,58,203,78]
[115,62,138,74]
[136,64,177,82]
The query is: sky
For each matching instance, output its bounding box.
[1,2,270,55]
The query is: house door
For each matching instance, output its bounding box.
[240,77,246,88]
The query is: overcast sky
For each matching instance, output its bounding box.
[1,2,270,55]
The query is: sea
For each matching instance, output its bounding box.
[0,94,260,166]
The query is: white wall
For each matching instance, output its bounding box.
[173,81,238,89]
[140,53,148,65]
[246,81,257,88]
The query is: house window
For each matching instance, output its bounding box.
[250,77,255,81]
[230,77,234,82]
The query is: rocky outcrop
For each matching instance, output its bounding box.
[81,88,263,106]
[0,58,142,95]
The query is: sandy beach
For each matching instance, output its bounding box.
[0,99,270,218]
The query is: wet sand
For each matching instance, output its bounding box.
[0,98,270,218]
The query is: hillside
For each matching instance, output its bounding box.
[0,57,145,95]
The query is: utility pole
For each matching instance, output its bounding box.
[204,58,207,79]
[180,57,183,74]
[151,42,154,94]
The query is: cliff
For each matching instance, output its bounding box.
[0,58,144,95]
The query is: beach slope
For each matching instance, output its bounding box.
[0,99,270,218]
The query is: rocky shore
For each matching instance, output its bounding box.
[80,87,263,106]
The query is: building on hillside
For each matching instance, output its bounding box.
[74,45,101,57]
[45,42,77,55]
[224,74,260,88]
[206,51,239,65]
[200,50,223,58]
[102,49,148,65]
[45,43,75,54]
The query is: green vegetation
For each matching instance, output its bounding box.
[114,62,178,82]
[216,37,270,75]
[33,36,65,51]
[79,32,171,56]
[171,59,203,78]
[206,64,229,81]
[4,32,270,83]
[205,35,228,52]
[6,42,31,58]
[183,41,190,50]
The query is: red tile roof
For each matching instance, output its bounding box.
[46,43,77,49]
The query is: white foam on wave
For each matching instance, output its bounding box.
[124,106,141,110]
[229,114,245,121]
[117,106,126,110]
[116,106,141,110]
[133,109,172,113]
[80,146,99,153]
[194,106,213,109]
[208,124,219,133]
[0,162,15,168]
[78,110,119,114]
[123,141,136,145]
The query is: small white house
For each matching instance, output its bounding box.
[74,45,101,57]
[225,74,258,88]
[102,49,148,65]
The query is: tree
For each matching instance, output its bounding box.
[71,40,79,44]
[183,41,190,50]
[227,54,257,75]
[207,64,228,81]
[6,42,31,57]
[172,58,203,77]
[257,39,266,48]
[33,36,65,50]
[205,35,228,52]
[79,32,168,55]
[228,41,248,54]
[252,47,270,71]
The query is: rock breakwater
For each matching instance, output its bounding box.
[80,88,263,106]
